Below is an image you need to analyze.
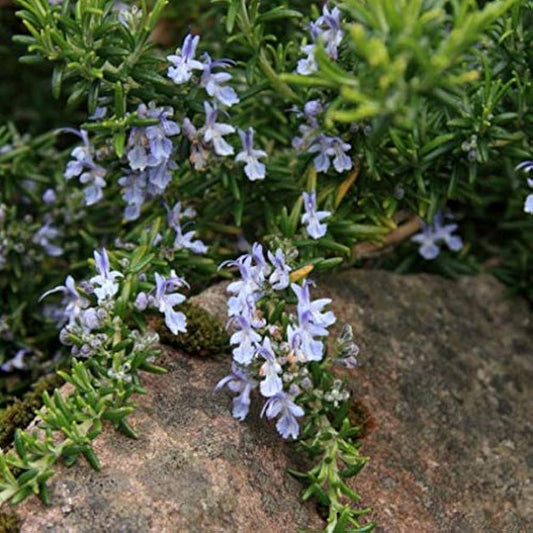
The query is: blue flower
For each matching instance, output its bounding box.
[317,5,344,59]
[411,224,440,260]
[145,106,181,161]
[202,102,236,156]
[64,130,106,206]
[267,249,291,290]
[1,349,29,372]
[225,255,264,317]
[42,188,57,205]
[90,249,123,302]
[296,4,344,76]
[40,275,89,326]
[411,213,463,260]
[516,160,533,214]
[153,271,188,335]
[293,280,336,331]
[174,224,208,254]
[235,127,267,181]
[301,190,331,239]
[118,171,148,221]
[261,391,304,439]
[229,314,262,366]
[200,54,240,107]
[308,135,351,173]
[296,43,318,75]
[32,220,63,257]
[126,103,180,171]
[167,33,204,84]
[287,279,336,362]
[257,337,283,397]
[216,365,258,421]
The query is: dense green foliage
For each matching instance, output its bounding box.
[0,0,531,530]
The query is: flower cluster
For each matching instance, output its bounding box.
[516,160,533,214]
[167,33,267,181]
[292,100,352,174]
[119,104,180,221]
[217,243,355,440]
[411,213,463,260]
[41,249,188,356]
[296,4,344,76]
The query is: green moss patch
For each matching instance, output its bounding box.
[0,373,64,449]
[150,303,229,357]
[0,510,20,533]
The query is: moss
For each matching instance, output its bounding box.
[0,511,20,533]
[0,373,64,449]
[150,303,229,357]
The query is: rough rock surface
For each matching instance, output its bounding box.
[4,271,533,532]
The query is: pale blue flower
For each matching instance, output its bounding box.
[250,242,271,280]
[330,137,352,172]
[167,33,204,84]
[126,103,179,170]
[317,5,343,59]
[301,190,331,239]
[516,160,533,173]
[90,249,123,302]
[433,214,463,252]
[229,314,262,366]
[1,349,29,372]
[200,54,239,107]
[303,100,323,125]
[296,5,344,76]
[153,271,188,335]
[516,160,533,214]
[202,101,235,156]
[411,213,463,259]
[286,280,336,362]
[225,255,264,317]
[235,127,267,181]
[525,193,533,215]
[118,171,148,221]
[297,43,317,75]
[261,391,304,439]
[308,135,351,173]
[145,106,181,161]
[40,275,89,326]
[308,134,332,172]
[216,365,258,421]
[167,202,207,254]
[267,249,291,290]
[292,124,316,151]
[32,221,63,257]
[258,337,283,397]
[134,291,148,311]
[411,224,440,260]
[64,130,106,206]
[293,280,336,331]
[42,188,57,205]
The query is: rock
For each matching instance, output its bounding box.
[321,271,533,532]
[4,352,323,531]
[3,270,533,532]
